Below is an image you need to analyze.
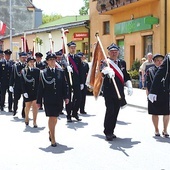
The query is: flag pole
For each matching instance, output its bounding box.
[61,28,72,86]
[95,33,121,99]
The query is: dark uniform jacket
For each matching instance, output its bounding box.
[65,54,83,86]
[81,61,89,84]
[149,55,170,115]
[9,62,26,91]
[0,59,15,87]
[20,67,40,97]
[35,61,46,70]
[37,67,69,105]
[102,59,131,105]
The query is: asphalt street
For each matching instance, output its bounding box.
[0,89,170,170]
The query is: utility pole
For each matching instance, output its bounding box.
[9,0,12,51]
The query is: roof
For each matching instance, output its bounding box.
[39,15,89,28]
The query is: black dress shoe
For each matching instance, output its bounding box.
[72,116,82,121]
[8,109,13,112]
[67,118,72,122]
[106,134,116,141]
[39,107,43,110]
[13,111,17,116]
[80,111,87,114]
[51,143,57,147]
[1,107,4,111]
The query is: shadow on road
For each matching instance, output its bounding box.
[117,120,131,125]
[66,121,88,130]
[153,136,170,143]
[23,126,46,133]
[93,134,140,156]
[39,143,73,154]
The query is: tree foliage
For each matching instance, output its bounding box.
[79,0,89,15]
[42,13,62,24]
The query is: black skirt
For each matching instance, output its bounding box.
[44,103,62,117]
[24,94,37,102]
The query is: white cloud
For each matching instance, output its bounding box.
[32,0,84,16]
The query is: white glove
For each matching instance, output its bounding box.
[101,67,115,78]
[148,94,157,103]
[23,93,28,98]
[9,86,14,93]
[80,84,84,90]
[67,66,73,73]
[125,80,133,96]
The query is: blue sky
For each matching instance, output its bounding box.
[32,0,84,16]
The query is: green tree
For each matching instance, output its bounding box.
[42,13,62,24]
[79,0,89,15]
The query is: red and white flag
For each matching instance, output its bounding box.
[0,21,7,35]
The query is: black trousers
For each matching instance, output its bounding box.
[66,84,81,118]
[13,88,25,117]
[103,97,121,136]
[80,85,87,112]
[0,85,13,110]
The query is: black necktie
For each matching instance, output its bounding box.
[51,68,55,73]
[114,60,118,65]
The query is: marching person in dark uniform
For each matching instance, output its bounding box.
[35,52,46,110]
[37,53,69,147]
[77,52,89,114]
[65,41,84,122]
[9,52,27,117]
[55,49,67,114]
[0,50,4,105]
[146,54,165,136]
[21,56,40,127]
[101,43,133,141]
[148,54,170,137]
[0,49,15,112]
[35,52,46,70]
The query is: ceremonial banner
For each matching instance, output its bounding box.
[86,41,105,99]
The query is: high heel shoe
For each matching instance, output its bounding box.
[51,142,57,147]
[162,131,169,137]
[25,122,29,126]
[155,132,160,137]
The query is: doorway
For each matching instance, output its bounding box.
[130,45,135,68]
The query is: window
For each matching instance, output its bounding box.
[103,21,110,35]
[144,35,153,56]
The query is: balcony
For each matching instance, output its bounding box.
[96,0,158,15]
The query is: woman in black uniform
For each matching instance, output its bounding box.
[37,53,69,147]
[21,56,40,127]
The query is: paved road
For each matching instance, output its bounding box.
[0,90,170,170]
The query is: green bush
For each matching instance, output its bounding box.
[131,59,141,71]
[128,69,139,80]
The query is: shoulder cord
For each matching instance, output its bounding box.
[21,68,35,87]
[161,54,169,87]
[40,70,56,89]
[14,64,22,78]
[148,67,155,83]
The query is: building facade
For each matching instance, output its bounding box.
[90,0,170,69]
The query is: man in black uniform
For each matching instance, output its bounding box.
[77,52,89,114]
[65,41,84,122]
[35,52,46,110]
[9,52,27,117]
[35,52,46,70]
[0,49,15,112]
[101,43,133,141]
[0,50,4,105]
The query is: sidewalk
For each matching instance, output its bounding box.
[125,87,147,109]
